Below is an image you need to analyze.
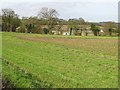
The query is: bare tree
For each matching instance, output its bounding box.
[2,8,21,32]
[37,7,58,34]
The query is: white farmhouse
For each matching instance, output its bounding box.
[63,32,70,35]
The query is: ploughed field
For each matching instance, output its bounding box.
[2,32,118,88]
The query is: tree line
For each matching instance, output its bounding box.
[1,8,118,36]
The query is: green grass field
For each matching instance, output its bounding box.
[2,32,118,88]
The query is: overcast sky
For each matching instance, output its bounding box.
[0,0,119,22]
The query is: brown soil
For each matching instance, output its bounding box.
[16,35,118,56]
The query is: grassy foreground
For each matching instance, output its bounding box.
[2,32,118,88]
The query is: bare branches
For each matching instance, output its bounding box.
[37,7,59,34]
[38,7,58,20]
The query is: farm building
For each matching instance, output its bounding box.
[15,23,105,36]
[63,32,70,35]
[52,30,61,35]
[61,25,95,36]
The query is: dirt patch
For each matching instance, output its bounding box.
[16,35,118,56]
